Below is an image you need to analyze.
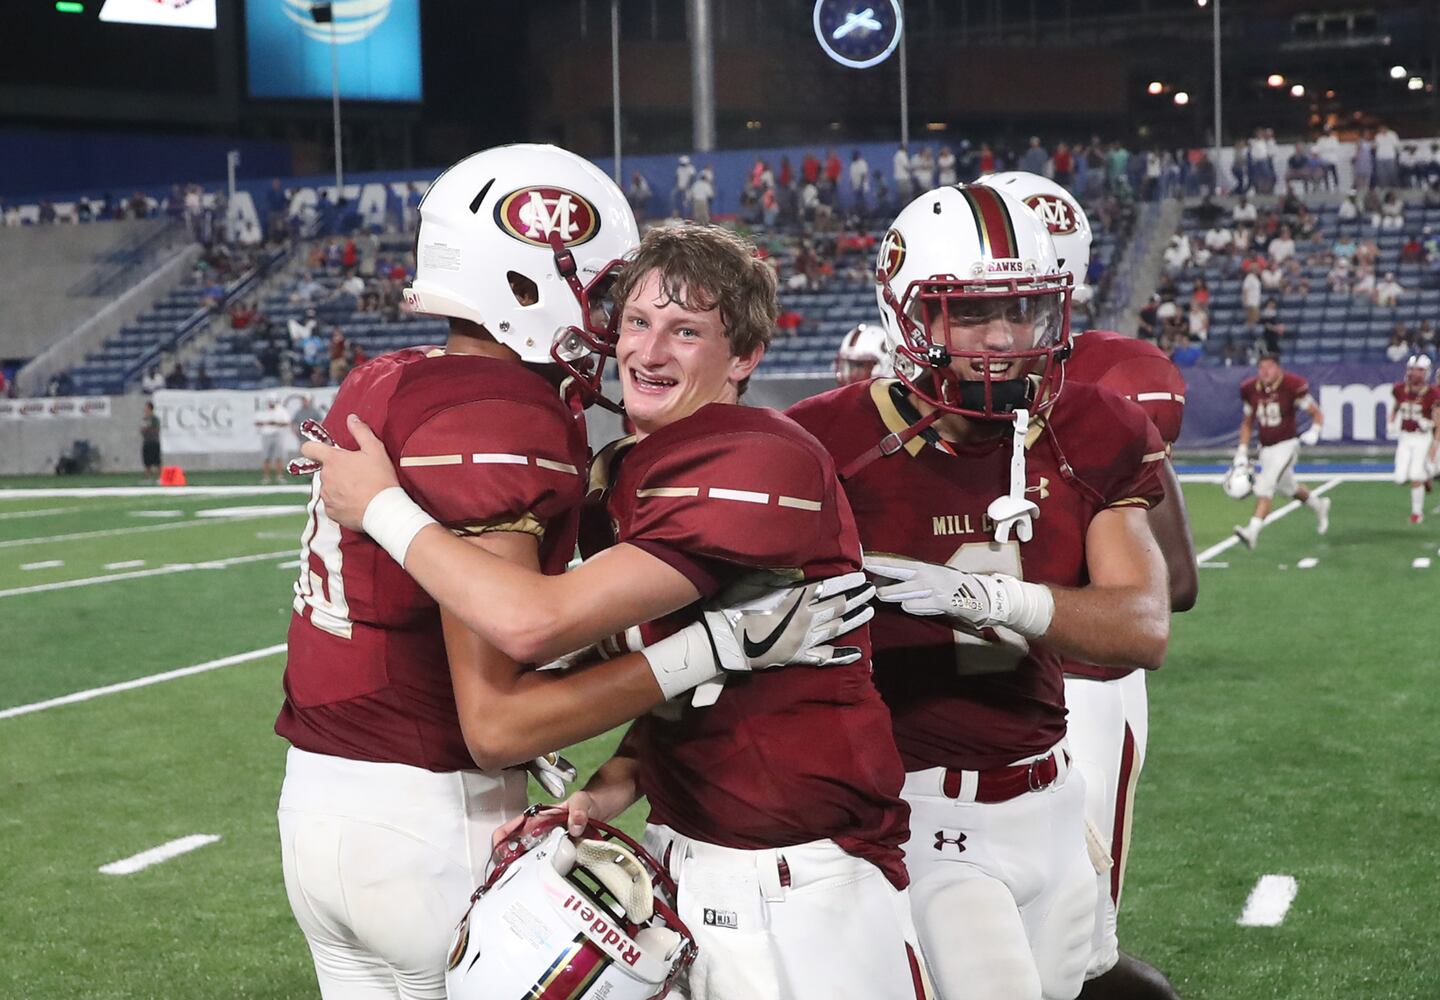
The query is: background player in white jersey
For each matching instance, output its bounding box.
[1233,354,1329,549]
[255,394,290,484]
[981,171,1191,1000]
[1388,355,1438,524]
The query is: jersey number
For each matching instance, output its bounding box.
[293,475,354,639]
[946,541,1028,675]
[1256,400,1284,428]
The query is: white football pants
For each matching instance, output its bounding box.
[277,747,528,1000]
[901,746,1096,1000]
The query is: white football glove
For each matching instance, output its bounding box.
[641,571,876,701]
[1232,445,1250,468]
[1299,424,1321,446]
[865,554,1054,640]
[522,752,577,799]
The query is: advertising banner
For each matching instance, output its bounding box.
[0,396,113,420]
[155,387,338,454]
[1178,363,1407,449]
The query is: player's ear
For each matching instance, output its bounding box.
[728,342,765,387]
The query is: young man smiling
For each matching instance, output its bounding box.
[304,224,929,1000]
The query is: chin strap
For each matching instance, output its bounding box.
[838,406,944,482]
[986,408,1039,544]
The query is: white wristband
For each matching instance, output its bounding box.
[990,576,1056,640]
[361,486,437,567]
[639,621,722,701]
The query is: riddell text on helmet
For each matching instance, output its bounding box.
[561,894,644,967]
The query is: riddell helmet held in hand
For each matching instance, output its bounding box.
[980,171,1093,304]
[874,183,1073,421]
[403,143,639,399]
[446,812,695,1000]
[1405,353,1432,387]
[1222,461,1254,500]
[835,323,891,385]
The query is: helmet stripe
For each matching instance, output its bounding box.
[960,185,1018,259]
[526,934,612,1000]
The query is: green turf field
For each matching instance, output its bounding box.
[2,475,1437,999]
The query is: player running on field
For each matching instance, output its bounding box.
[1388,354,1439,525]
[1232,353,1329,550]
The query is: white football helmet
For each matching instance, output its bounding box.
[1222,461,1254,500]
[447,813,694,1000]
[1405,353,1433,387]
[980,171,1093,304]
[874,183,1072,421]
[403,143,639,397]
[835,323,891,385]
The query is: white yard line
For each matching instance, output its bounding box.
[1238,874,1299,927]
[1412,558,1431,569]
[0,506,83,520]
[1195,478,1342,565]
[20,560,64,571]
[99,835,222,875]
[0,549,294,599]
[1296,557,1318,569]
[0,511,299,550]
[1177,471,1394,484]
[103,559,146,570]
[0,486,308,499]
[0,643,287,721]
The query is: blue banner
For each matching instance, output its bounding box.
[246,0,421,103]
[1178,363,1405,449]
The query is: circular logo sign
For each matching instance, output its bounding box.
[494,187,601,249]
[813,0,904,69]
[1022,193,1080,236]
[282,0,394,44]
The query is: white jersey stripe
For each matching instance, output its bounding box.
[471,453,529,465]
[778,496,823,511]
[708,488,770,504]
[399,454,463,467]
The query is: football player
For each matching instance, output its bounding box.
[836,322,891,385]
[1388,354,1438,524]
[304,224,931,1000]
[984,172,1192,1000]
[1233,353,1329,549]
[787,183,1171,1000]
[276,147,843,1000]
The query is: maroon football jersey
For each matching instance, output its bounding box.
[1393,383,1438,433]
[788,380,1165,772]
[582,403,910,888]
[1240,371,1312,447]
[1066,330,1187,447]
[276,348,589,772]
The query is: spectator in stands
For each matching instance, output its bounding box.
[140,401,162,483]
[911,146,936,191]
[1232,194,1258,226]
[1019,136,1047,175]
[1374,123,1401,189]
[289,307,318,346]
[671,155,695,216]
[1204,221,1234,257]
[47,371,74,397]
[129,191,149,219]
[1337,189,1361,222]
[936,146,957,187]
[848,150,870,210]
[689,167,715,224]
[1401,232,1426,262]
[1379,190,1406,231]
[1385,327,1413,361]
[977,141,997,176]
[1250,129,1277,194]
[1241,268,1263,326]
[1352,133,1375,191]
[1190,275,1211,310]
[1188,300,1210,342]
[824,149,843,197]
[1327,255,1353,293]
[801,151,821,191]
[1284,143,1313,194]
[1375,271,1405,308]
[327,327,348,385]
[229,299,257,331]
[627,170,653,222]
[165,361,188,390]
[291,271,323,306]
[1051,142,1074,189]
[1171,334,1202,367]
[1355,237,1379,270]
[1314,129,1342,190]
[38,200,57,224]
[347,341,367,370]
[1162,234,1191,273]
[1137,295,1161,340]
[255,340,281,387]
[1352,264,1377,301]
[1268,226,1296,266]
[141,365,165,395]
[887,146,910,204]
[194,364,214,391]
[1416,320,1436,353]
[1258,310,1285,357]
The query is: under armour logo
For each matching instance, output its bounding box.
[1025,476,1050,500]
[933,830,967,853]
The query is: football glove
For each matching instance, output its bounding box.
[865,554,1054,640]
[523,752,577,799]
[640,571,876,701]
[1299,424,1321,446]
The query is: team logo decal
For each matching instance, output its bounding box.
[494,186,601,248]
[878,227,907,278]
[1024,194,1079,236]
[445,915,470,971]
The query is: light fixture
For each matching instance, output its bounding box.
[1148,81,1164,95]
[1290,84,1305,97]
[1196,0,1207,7]
[1267,74,1285,88]
[1390,65,1407,80]
[1408,76,1424,91]
[925,122,947,132]
[1174,91,1190,106]
[1325,89,1336,99]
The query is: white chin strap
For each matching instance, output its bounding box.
[986,408,1039,544]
